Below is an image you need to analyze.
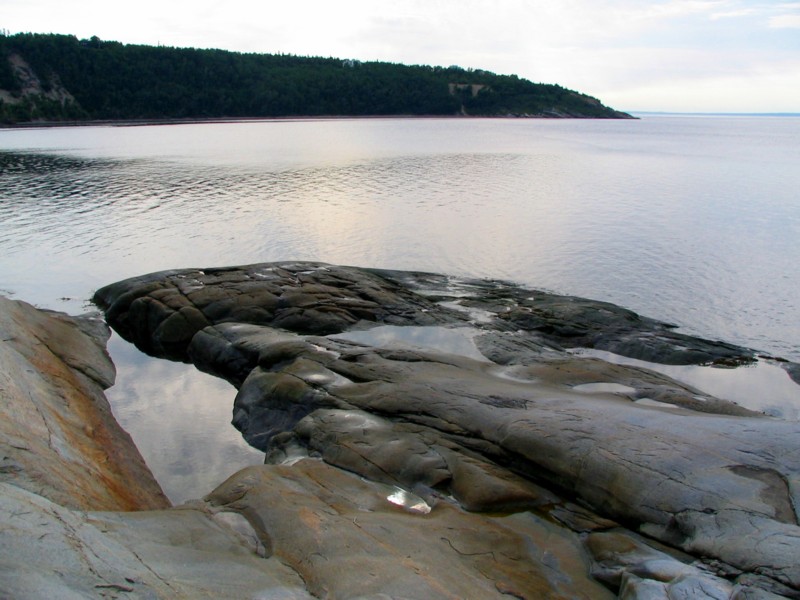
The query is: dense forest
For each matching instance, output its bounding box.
[0,32,631,124]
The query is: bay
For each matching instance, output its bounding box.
[2,116,799,502]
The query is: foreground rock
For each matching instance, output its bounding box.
[0,482,311,599]
[91,262,800,597]
[0,297,314,598]
[93,261,761,369]
[207,460,616,598]
[0,296,167,511]
[0,294,614,598]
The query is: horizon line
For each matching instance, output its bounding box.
[628,110,800,117]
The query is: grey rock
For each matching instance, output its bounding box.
[0,482,313,599]
[587,529,734,598]
[205,460,614,599]
[91,262,800,596]
[93,263,460,361]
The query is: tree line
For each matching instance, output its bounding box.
[0,33,629,123]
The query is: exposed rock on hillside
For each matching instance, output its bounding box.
[0,51,81,123]
[1,52,74,104]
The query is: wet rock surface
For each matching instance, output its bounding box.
[6,260,800,598]
[94,261,763,370]
[89,261,800,597]
[206,460,615,599]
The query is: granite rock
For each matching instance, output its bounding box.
[205,460,614,599]
[92,262,800,596]
[0,296,315,598]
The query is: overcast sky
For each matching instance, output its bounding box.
[4,0,799,113]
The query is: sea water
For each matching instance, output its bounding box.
[2,115,799,501]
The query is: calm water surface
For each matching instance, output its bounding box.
[2,116,799,501]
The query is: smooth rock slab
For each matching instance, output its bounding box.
[93,262,459,361]
[0,482,312,599]
[206,459,615,599]
[0,296,168,511]
[93,262,800,596]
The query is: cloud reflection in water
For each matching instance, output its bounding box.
[105,334,264,505]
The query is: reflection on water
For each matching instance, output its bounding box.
[2,118,798,361]
[571,348,800,420]
[332,325,487,361]
[572,382,638,395]
[106,334,264,504]
[2,117,799,498]
[385,486,432,514]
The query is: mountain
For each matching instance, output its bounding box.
[0,33,632,124]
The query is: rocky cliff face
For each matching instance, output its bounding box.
[3,262,800,598]
[0,53,74,104]
[0,52,79,122]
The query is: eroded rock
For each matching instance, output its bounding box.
[91,262,800,597]
[206,460,615,599]
[0,297,319,599]
[0,296,167,511]
[0,482,312,599]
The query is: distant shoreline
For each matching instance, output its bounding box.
[5,112,799,131]
[630,111,800,118]
[1,113,638,131]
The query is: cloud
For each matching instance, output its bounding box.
[641,0,728,19]
[595,51,800,112]
[710,8,758,19]
[769,14,800,27]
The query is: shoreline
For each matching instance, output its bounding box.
[3,263,800,597]
[0,112,636,131]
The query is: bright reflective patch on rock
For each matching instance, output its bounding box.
[635,398,682,410]
[331,325,487,362]
[573,382,637,395]
[489,365,542,384]
[571,349,800,419]
[308,344,341,359]
[332,411,388,430]
[438,300,496,324]
[252,587,316,600]
[386,487,431,514]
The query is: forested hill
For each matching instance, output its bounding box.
[0,33,632,124]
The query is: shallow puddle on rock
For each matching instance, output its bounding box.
[331,325,488,362]
[106,334,265,505]
[438,299,496,324]
[635,398,683,409]
[490,365,541,384]
[573,382,638,395]
[571,349,800,420]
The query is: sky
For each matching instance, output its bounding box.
[3,0,799,113]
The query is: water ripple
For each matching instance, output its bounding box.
[2,118,799,361]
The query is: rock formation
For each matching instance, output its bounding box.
[0,295,166,511]
[0,297,312,598]
[3,260,799,598]
[91,262,800,598]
